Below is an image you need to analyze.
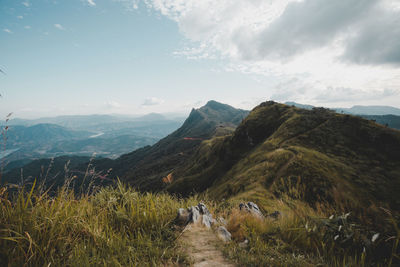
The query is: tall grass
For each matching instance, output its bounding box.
[222,180,400,267]
[0,180,199,266]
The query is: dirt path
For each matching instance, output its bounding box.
[179,224,236,267]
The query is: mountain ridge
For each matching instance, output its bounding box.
[167,101,400,212]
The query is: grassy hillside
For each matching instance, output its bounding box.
[165,101,400,265]
[1,101,399,266]
[169,101,400,209]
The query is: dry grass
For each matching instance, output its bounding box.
[221,184,400,267]
[0,180,204,266]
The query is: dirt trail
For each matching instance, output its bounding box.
[179,224,236,267]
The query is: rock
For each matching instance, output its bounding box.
[178,203,216,228]
[198,202,211,216]
[239,202,264,219]
[217,226,232,242]
[202,214,213,229]
[176,208,191,226]
[190,206,201,224]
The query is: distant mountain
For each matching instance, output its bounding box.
[360,115,400,129]
[2,101,248,190]
[96,100,249,190]
[285,101,400,115]
[7,113,183,130]
[4,124,92,148]
[167,101,400,212]
[285,101,314,110]
[335,105,400,115]
[285,101,400,129]
[1,114,184,169]
[47,134,158,159]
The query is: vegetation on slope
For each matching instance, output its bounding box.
[93,100,248,191]
[169,101,400,210]
[165,101,400,265]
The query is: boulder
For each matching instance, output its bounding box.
[190,206,201,224]
[198,202,209,214]
[217,226,232,242]
[202,214,213,229]
[239,202,264,219]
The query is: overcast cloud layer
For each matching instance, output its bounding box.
[136,0,400,105]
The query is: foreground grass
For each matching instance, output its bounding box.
[0,181,200,266]
[221,190,400,267]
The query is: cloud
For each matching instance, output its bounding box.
[22,1,30,7]
[24,25,31,30]
[313,87,400,103]
[54,24,65,30]
[142,97,165,106]
[105,101,122,109]
[237,0,376,61]
[17,15,23,19]
[144,0,400,65]
[341,5,400,66]
[3,29,12,34]
[87,0,96,6]
[136,0,400,106]
[113,0,140,10]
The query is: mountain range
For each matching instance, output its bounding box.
[3,100,400,216]
[1,113,184,172]
[165,102,400,213]
[285,101,400,115]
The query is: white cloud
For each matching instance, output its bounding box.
[142,97,165,106]
[22,1,30,7]
[87,0,96,6]
[105,101,122,109]
[138,0,400,105]
[54,24,65,30]
[3,29,12,34]
[113,0,140,10]
[24,25,31,30]
[17,15,23,19]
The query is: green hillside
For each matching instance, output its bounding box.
[169,101,400,210]
[164,101,400,265]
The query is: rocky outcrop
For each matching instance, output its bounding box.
[176,202,216,229]
[216,226,231,242]
[239,202,264,219]
[239,201,281,220]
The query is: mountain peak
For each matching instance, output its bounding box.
[203,100,232,110]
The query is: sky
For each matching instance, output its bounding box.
[1,0,400,118]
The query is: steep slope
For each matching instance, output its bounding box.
[168,101,400,212]
[95,100,248,190]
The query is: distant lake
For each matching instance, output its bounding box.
[0,148,20,159]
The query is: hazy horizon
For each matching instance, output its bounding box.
[1,0,400,119]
